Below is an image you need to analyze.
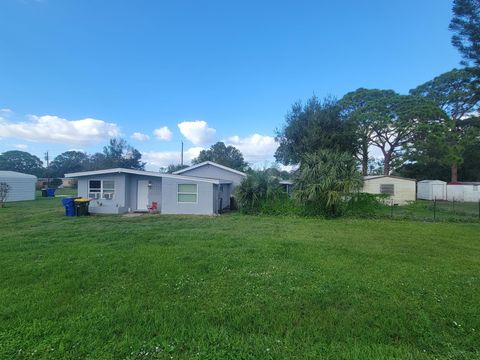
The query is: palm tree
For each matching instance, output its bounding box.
[294,150,363,217]
[235,170,282,212]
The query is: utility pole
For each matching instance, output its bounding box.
[181,141,184,166]
[44,151,50,187]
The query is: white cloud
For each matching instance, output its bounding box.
[142,147,203,170]
[153,126,173,141]
[278,164,298,172]
[131,132,150,142]
[227,133,279,163]
[0,114,120,145]
[178,120,216,145]
[13,144,29,150]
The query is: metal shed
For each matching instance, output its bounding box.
[417,180,447,200]
[447,182,480,202]
[0,171,37,202]
[363,175,416,205]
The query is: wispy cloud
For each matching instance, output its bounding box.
[131,132,150,142]
[13,144,29,150]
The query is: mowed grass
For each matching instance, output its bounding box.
[0,197,479,359]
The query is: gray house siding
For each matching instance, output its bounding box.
[125,175,162,212]
[0,172,36,202]
[78,174,164,214]
[178,164,245,188]
[161,177,214,215]
[78,174,128,214]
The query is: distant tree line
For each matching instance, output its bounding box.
[0,138,145,178]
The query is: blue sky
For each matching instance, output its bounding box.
[0,0,460,169]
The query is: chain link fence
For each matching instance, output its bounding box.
[384,199,480,222]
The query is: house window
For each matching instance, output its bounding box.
[380,184,394,196]
[88,180,115,199]
[177,184,197,203]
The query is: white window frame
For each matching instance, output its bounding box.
[177,183,198,204]
[88,179,115,200]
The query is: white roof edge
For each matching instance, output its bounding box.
[418,179,447,183]
[363,175,416,182]
[0,171,37,179]
[64,168,224,184]
[172,161,247,176]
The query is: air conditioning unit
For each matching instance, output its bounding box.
[89,192,100,199]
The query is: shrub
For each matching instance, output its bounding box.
[344,192,385,218]
[235,170,283,213]
[0,182,11,208]
[294,150,363,217]
[258,195,303,216]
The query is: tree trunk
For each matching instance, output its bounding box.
[383,153,390,175]
[451,162,458,183]
[362,152,368,176]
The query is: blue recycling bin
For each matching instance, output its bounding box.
[61,198,76,217]
[46,188,56,197]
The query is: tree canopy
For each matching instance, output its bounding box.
[409,68,480,181]
[98,138,145,170]
[450,0,480,70]
[49,151,90,178]
[0,151,44,176]
[339,90,446,175]
[275,96,356,165]
[192,142,248,172]
[339,89,397,175]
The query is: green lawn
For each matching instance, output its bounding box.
[1,197,479,359]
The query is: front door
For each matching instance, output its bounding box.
[137,180,149,210]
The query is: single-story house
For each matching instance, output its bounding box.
[0,171,37,202]
[363,175,416,205]
[65,162,246,215]
[417,180,447,200]
[172,161,247,209]
[447,182,480,202]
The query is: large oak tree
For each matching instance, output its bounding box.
[192,142,248,172]
[410,68,480,182]
[275,96,356,166]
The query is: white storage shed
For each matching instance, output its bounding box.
[363,175,416,205]
[417,180,447,200]
[0,171,37,202]
[447,182,480,202]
